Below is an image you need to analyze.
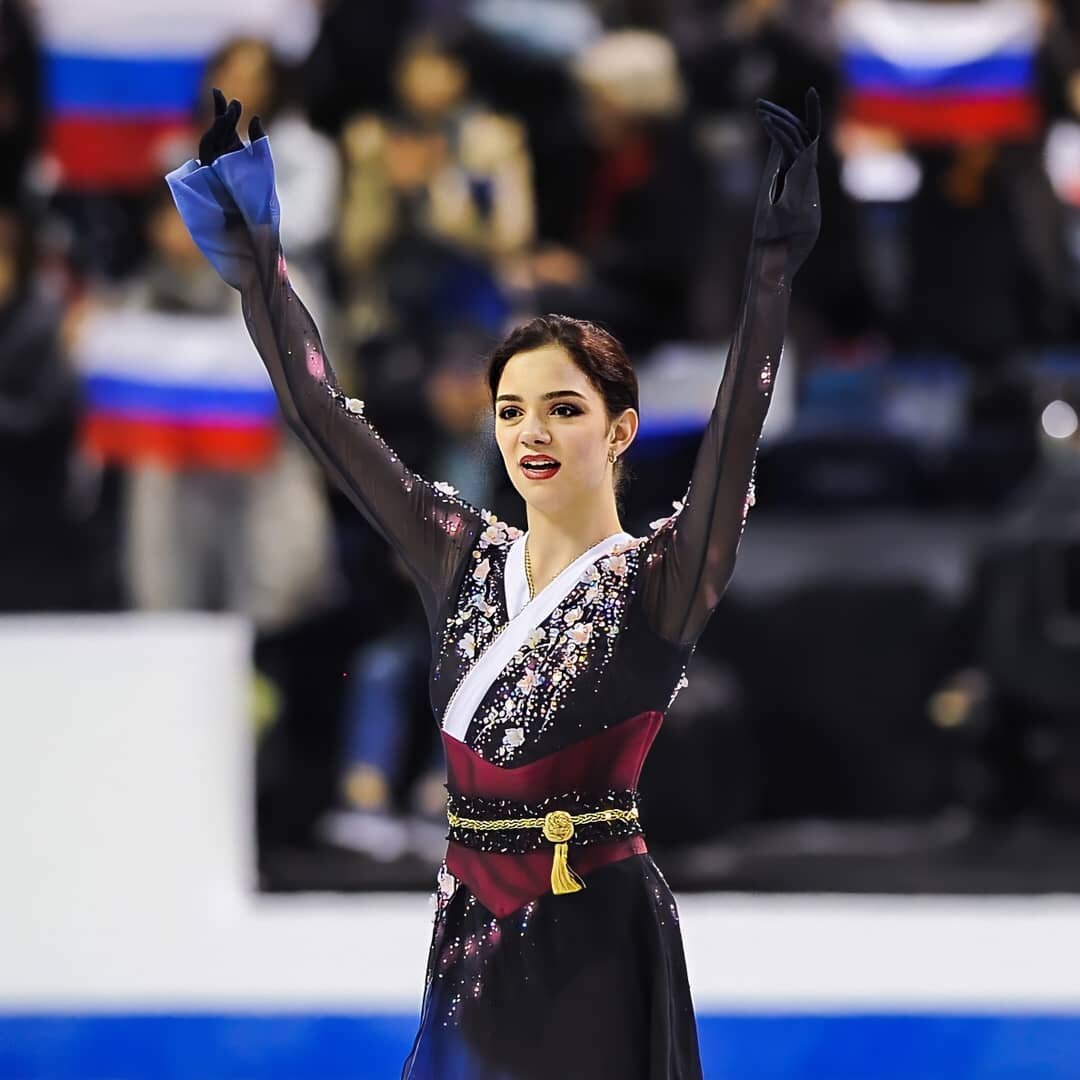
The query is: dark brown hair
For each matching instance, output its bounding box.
[486,314,638,504]
[486,315,635,416]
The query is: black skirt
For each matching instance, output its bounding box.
[402,854,703,1079]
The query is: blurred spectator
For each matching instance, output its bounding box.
[335,26,532,479]
[200,37,340,295]
[453,1,601,247]
[41,2,199,279]
[836,0,1076,359]
[0,207,106,610]
[337,29,533,350]
[0,0,42,205]
[302,25,536,865]
[319,624,447,863]
[934,390,1080,823]
[525,29,710,352]
[299,0,423,135]
[676,0,872,343]
[319,353,503,865]
[39,1,320,278]
[74,186,338,629]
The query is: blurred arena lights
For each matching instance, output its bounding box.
[1041,399,1080,440]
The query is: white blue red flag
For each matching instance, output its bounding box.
[838,0,1043,143]
[37,1,308,191]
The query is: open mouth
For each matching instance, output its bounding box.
[520,458,561,479]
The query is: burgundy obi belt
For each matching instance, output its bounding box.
[441,709,662,917]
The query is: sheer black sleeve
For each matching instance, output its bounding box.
[165,136,488,628]
[638,138,821,645]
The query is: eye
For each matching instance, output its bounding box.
[497,406,521,421]
[552,403,580,417]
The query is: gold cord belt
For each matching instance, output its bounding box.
[446,790,642,895]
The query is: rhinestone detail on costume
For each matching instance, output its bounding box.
[432,510,521,723]
[466,535,649,763]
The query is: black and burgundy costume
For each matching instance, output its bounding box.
[167,89,820,1079]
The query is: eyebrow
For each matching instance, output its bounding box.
[495,390,589,403]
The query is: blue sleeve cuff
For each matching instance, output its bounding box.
[212,135,280,233]
[164,136,280,288]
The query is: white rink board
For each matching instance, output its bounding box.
[2,615,1080,1012]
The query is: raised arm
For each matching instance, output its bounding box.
[165,94,486,627]
[639,91,822,645]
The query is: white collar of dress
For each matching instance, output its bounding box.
[440,527,638,740]
[503,529,636,623]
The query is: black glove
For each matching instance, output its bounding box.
[751,87,822,272]
[197,87,266,166]
[754,87,821,197]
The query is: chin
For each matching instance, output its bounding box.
[517,481,569,511]
[541,489,603,521]
[520,488,564,511]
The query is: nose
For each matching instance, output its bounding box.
[521,420,551,446]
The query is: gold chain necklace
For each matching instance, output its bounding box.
[524,536,597,600]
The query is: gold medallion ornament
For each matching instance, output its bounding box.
[543,810,584,894]
[542,809,575,843]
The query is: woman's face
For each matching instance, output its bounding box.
[494,344,635,517]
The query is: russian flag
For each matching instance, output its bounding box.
[838,0,1043,144]
[75,306,280,469]
[37,2,298,191]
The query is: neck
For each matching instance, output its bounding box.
[524,493,626,588]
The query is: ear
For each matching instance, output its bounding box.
[610,406,639,457]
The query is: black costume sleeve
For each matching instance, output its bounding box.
[638,135,821,645]
[165,135,486,628]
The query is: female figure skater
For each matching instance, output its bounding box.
[167,84,820,1080]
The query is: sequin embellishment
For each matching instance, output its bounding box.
[466,540,647,762]
[433,510,521,723]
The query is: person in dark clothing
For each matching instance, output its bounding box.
[678,0,872,342]
[0,209,98,611]
[0,0,41,205]
[298,0,423,136]
[527,29,711,354]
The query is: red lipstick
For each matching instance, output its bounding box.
[519,454,561,480]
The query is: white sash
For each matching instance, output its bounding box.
[440,529,635,740]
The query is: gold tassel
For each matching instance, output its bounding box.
[543,811,585,895]
[550,840,585,895]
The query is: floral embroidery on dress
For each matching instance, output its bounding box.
[759,357,774,393]
[325,382,369,419]
[433,510,521,718]
[603,553,628,578]
[323,384,493,543]
[466,540,646,763]
[667,667,690,710]
[478,510,522,547]
[649,495,687,534]
[458,631,478,660]
[435,862,458,912]
[740,460,758,534]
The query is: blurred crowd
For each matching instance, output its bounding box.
[4,0,1080,885]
